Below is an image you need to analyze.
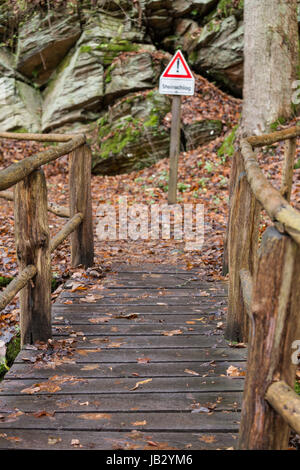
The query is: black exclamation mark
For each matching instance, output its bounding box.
[176,58,180,73]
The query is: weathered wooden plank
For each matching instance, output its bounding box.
[0,391,242,413]
[0,430,238,450]
[0,376,245,395]
[51,323,224,336]
[16,347,246,364]
[0,409,241,432]
[6,361,245,380]
[45,335,228,349]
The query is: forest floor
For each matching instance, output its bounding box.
[1,74,300,399]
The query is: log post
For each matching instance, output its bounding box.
[14,169,52,346]
[281,137,296,202]
[168,96,182,205]
[69,144,94,268]
[225,148,260,342]
[238,226,300,449]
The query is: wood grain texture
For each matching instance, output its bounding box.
[14,170,52,346]
[69,144,94,268]
[238,227,299,449]
[0,266,245,450]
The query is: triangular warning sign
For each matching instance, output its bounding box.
[162,50,193,79]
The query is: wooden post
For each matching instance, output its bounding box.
[281,137,296,202]
[69,144,94,268]
[238,226,300,449]
[225,148,260,342]
[168,96,182,204]
[14,169,52,346]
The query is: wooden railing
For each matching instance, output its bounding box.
[0,132,94,347]
[226,126,300,449]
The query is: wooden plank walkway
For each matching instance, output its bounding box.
[0,265,246,450]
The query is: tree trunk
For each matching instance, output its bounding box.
[226,0,298,342]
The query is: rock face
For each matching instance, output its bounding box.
[105,49,163,103]
[42,44,104,132]
[16,11,81,86]
[183,119,223,150]
[0,0,246,174]
[0,77,41,132]
[92,90,171,175]
[189,15,244,95]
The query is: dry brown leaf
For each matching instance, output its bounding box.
[88,317,110,324]
[226,365,246,377]
[79,413,111,420]
[137,357,151,364]
[81,365,99,371]
[184,368,199,376]
[48,437,62,445]
[199,435,216,444]
[162,330,182,336]
[33,410,55,418]
[131,420,147,426]
[130,378,152,391]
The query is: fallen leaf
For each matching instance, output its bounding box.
[184,368,199,376]
[33,410,55,418]
[81,365,99,371]
[80,413,111,420]
[131,420,147,426]
[199,435,216,444]
[226,365,246,377]
[162,330,182,336]
[130,378,152,391]
[48,437,62,445]
[137,357,151,364]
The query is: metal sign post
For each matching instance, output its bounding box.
[159,50,195,204]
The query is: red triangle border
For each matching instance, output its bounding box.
[162,51,193,79]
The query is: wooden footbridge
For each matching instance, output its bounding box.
[0,129,299,450]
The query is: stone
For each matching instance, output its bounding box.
[0,77,41,132]
[183,119,223,150]
[172,0,218,18]
[42,43,104,132]
[189,15,244,95]
[104,49,162,103]
[92,90,171,175]
[162,19,200,53]
[15,11,81,86]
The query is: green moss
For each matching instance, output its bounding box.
[11,127,29,133]
[188,50,198,65]
[295,381,300,395]
[0,276,12,287]
[6,334,20,367]
[144,113,159,128]
[0,333,20,381]
[217,0,244,18]
[217,125,238,161]
[270,116,286,131]
[80,45,92,53]
[98,124,142,160]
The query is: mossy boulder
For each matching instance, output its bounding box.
[92,89,171,175]
[15,11,81,86]
[0,77,41,132]
[183,119,223,150]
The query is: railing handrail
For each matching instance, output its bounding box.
[0,132,94,346]
[234,126,300,448]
